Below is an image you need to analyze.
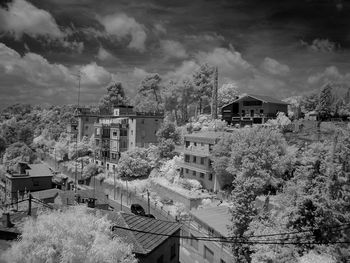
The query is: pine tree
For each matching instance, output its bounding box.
[318,83,333,120]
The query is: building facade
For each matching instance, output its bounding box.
[177,132,233,192]
[181,206,233,263]
[0,163,53,203]
[94,106,164,171]
[222,94,288,125]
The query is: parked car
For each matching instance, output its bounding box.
[131,204,146,216]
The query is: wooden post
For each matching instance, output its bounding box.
[27,194,32,216]
[147,190,150,214]
[120,193,123,211]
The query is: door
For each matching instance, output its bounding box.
[250,110,254,117]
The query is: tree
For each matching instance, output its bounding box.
[218,83,239,108]
[99,82,128,113]
[192,64,215,115]
[2,206,137,263]
[156,121,181,145]
[3,142,35,168]
[117,148,153,178]
[318,83,333,120]
[135,74,163,112]
[301,92,319,113]
[18,126,34,146]
[82,162,104,180]
[0,136,6,155]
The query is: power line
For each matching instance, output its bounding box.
[111,225,350,245]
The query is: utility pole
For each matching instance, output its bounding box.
[72,70,81,194]
[211,67,218,120]
[147,190,150,214]
[113,167,116,200]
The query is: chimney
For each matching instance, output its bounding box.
[2,213,15,228]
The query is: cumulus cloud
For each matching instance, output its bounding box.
[160,40,188,59]
[0,42,113,106]
[153,23,166,34]
[96,46,115,61]
[0,0,63,39]
[307,66,350,85]
[261,57,290,76]
[98,13,147,52]
[301,39,338,52]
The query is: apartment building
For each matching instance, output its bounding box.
[94,106,164,171]
[177,132,232,192]
[222,94,288,125]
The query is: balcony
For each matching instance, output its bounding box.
[175,160,211,174]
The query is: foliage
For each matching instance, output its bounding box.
[2,142,35,167]
[54,133,70,161]
[156,121,181,145]
[301,92,319,113]
[0,136,6,154]
[218,83,239,108]
[117,147,153,178]
[82,162,104,180]
[135,73,163,112]
[18,126,34,146]
[2,206,137,263]
[99,82,128,113]
[266,112,292,132]
[192,64,215,114]
[69,136,92,159]
[318,83,333,120]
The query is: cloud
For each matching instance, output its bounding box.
[0,0,63,39]
[0,42,113,106]
[98,13,147,52]
[96,46,115,61]
[261,57,290,76]
[153,23,166,34]
[301,39,338,52]
[307,66,350,85]
[160,40,188,59]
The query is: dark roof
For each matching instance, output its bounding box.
[27,164,53,177]
[56,189,109,206]
[108,212,181,255]
[234,94,289,105]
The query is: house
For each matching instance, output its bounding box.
[107,211,182,263]
[94,105,164,171]
[181,206,233,263]
[177,132,233,192]
[1,163,54,204]
[222,94,289,125]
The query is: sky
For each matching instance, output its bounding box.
[0,0,350,107]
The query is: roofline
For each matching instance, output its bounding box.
[222,94,289,107]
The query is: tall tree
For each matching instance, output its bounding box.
[135,74,163,112]
[192,64,215,115]
[318,83,333,120]
[99,82,128,113]
[218,83,239,108]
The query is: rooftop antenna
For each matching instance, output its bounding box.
[72,70,82,194]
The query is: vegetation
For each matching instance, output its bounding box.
[2,206,137,263]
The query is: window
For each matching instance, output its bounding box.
[185,141,190,147]
[209,173,213,181]
[185,155,190,163]
[85,125,88,130]
[170,244,176,260]
[204,246,214,263]
[192,171,196,176]
[141,119,145,124]
[260,109,264,114]
[194,142,197,146]
[200,173,204,178]
[107,163,109,169]
[200,157,205,165]
[193,156,196,163]
[185,168,189,173]
[120,129,127,136]
[157,255,163,263]
[33,180,39,187]
[112,165,115,170]
[131,130,133,135]
[112,131,118,137]
[190,235,198,250]
[111,153,116,159]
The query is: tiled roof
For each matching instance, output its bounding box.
[108,212,181,255]
[190,206,231,237]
